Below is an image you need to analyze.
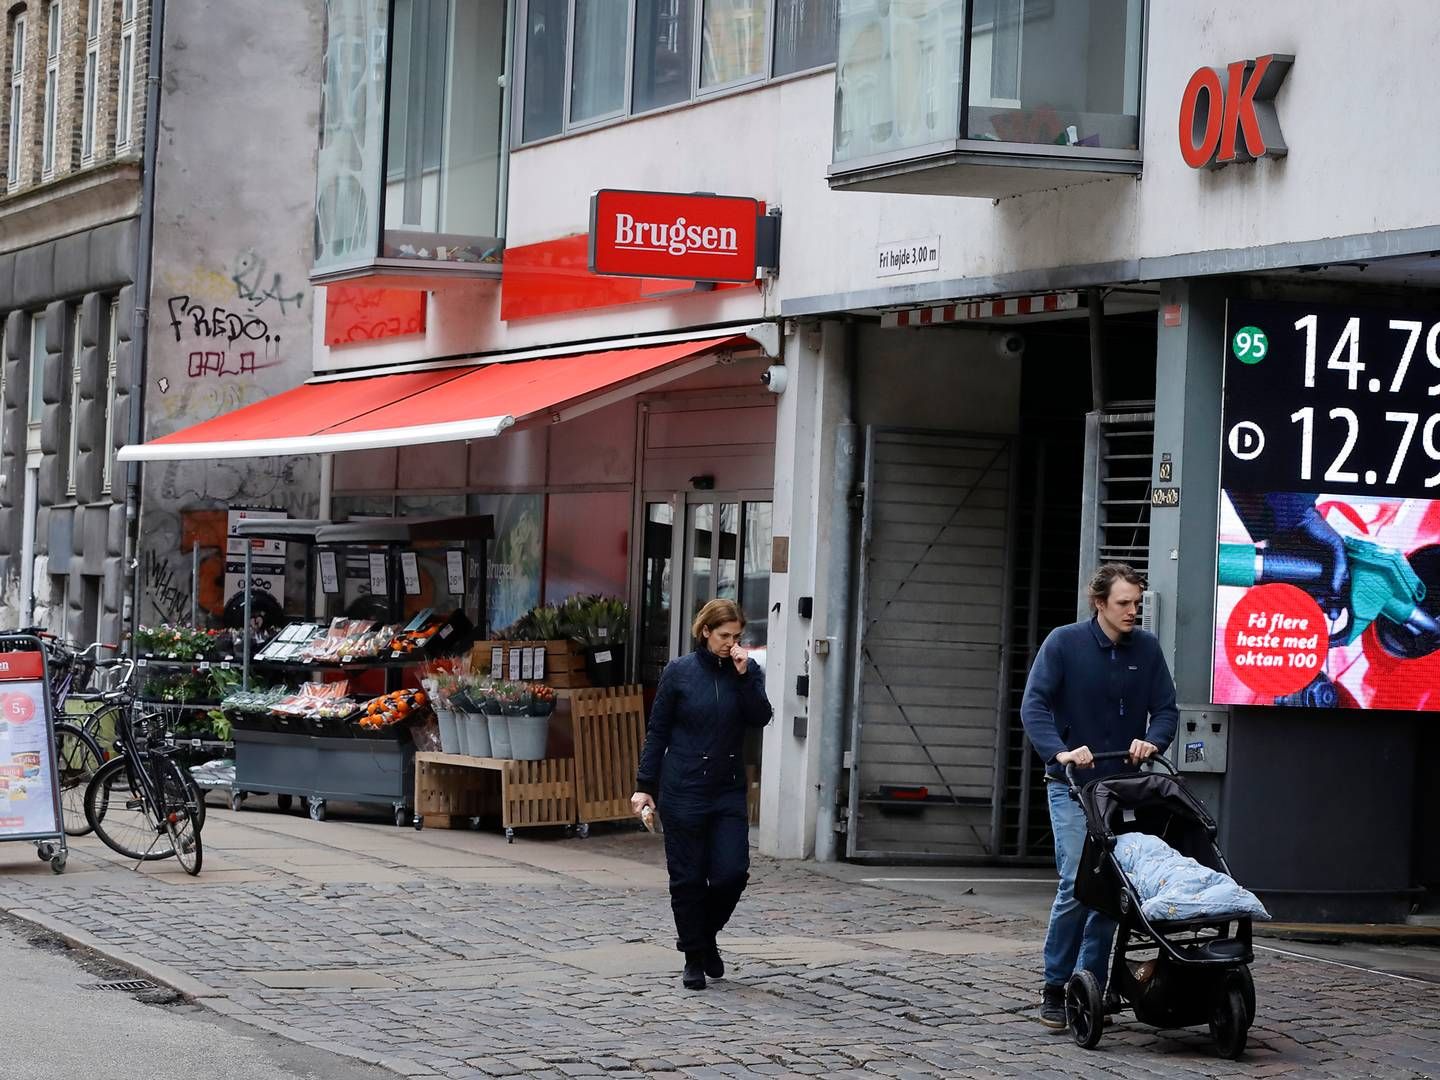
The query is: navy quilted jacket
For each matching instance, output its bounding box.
[635,646,773,798]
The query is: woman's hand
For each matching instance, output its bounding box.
[630,792,655,817]
[730,644,750,674]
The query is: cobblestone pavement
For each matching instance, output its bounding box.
[0,803,1436,1079]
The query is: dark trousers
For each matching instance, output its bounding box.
[661,787,750,953]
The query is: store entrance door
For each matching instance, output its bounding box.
[845,428,1016,860]
[638,493,774,685]
[637,492,773,823]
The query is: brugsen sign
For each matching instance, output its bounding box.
[588,189,779,283]
[1178,53,1293,169]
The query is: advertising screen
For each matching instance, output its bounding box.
[1215,299,1440,710]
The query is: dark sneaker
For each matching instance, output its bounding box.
[703,946,725,980]
[1038,983,1067,1029]
[682,953,707,990]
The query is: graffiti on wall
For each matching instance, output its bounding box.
[324,285,427,344]
[230,251,306,314]
[142,250,315,625]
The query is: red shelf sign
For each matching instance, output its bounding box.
[589,189,769,284]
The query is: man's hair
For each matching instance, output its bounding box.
[692,598,746,640]
[1088,563,1146,608]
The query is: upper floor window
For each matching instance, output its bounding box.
[7,14,24,190]
[831,0,1142,196]
[520,0,837,144]
[41,1,60,178]
[81,0,100,162]
[116,0,136,151]
[28,312,47,455]
[314,0,506,282]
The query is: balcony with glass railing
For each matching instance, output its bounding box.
[312,0,507,286]
[830,0,1143,197]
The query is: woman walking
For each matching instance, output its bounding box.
[631,599,774,989]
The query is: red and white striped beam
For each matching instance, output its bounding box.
[881,291,1079,328]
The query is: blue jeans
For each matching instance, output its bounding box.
[1042,779,1116,989]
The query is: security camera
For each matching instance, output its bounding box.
[761,365,789,394]
[994,332,1026,359]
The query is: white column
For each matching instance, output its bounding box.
[759,319,845,859]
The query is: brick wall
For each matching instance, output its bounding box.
[1,0,148,191]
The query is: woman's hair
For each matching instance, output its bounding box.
[692,598,746,640]
[1087,563,1146,608]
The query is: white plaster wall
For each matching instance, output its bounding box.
[315,0,1440,374]
[138,1,324,624]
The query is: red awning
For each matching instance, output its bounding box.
[118,335,747,462]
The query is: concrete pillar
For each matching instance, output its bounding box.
[759,319,845,858]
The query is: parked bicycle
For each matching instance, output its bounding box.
[82,699,203,875]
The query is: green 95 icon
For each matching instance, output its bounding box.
[1232,326,1268,363]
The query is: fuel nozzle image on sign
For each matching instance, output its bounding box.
[1214,490,1440,710]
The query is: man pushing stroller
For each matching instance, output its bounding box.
[1021,563,1178,1029]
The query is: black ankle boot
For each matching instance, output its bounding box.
[703,945,725,979]
[682,952,707,990]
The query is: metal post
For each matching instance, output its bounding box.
[1087,287,1106,413]
[242,545,253,690]
[124,0,168,650]
[190,541,199,625]
[814,421,858,862]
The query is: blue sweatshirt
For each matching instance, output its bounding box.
[635,646,774,799]
[1020,617,1179,783]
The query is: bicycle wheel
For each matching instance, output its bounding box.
[158,758,203,875]
[53,722,104,837]
[83,757,174,862]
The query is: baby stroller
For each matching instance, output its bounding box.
[1064,751,1257,1059]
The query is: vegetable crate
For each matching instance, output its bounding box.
[571,685,646,825]
[474,640,590,689]
[414,752,576,841]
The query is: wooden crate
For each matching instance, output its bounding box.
[571,685,646,824]
[414,752,576,833]
[503,757,576,830]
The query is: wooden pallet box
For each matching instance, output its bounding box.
[414,752,576,832]
[571,685,646,825]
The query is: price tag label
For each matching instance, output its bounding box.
[508,649,522,681]
[319,551,341,595]
[446,550,465,595]
[400,552,421,596]
[368,553,388,596]
[532,647,545,680]
[490,646,503,680]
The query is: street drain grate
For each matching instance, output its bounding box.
[86,979,161,993]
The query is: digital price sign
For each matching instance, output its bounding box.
[1215,299,1440,711]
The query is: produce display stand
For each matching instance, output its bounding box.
[228,514,493,825]
[414,753,576,840]
[412,683,647,840]
[0,634,69,873]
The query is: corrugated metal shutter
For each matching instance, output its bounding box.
[845,429,1015,860]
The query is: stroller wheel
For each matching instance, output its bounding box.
[1234,966,1256,1025]
[1065,971,1104,1050]
[1210,984,1250,1059]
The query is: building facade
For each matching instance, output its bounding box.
[121,0,1440,920]
[0,0,150,642]
[0,0,324,640]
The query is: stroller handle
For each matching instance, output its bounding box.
[1064,749,1177,795]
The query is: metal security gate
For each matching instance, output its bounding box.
[845,429,1015,860]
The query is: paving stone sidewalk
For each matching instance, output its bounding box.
[0,804,1435,1079]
